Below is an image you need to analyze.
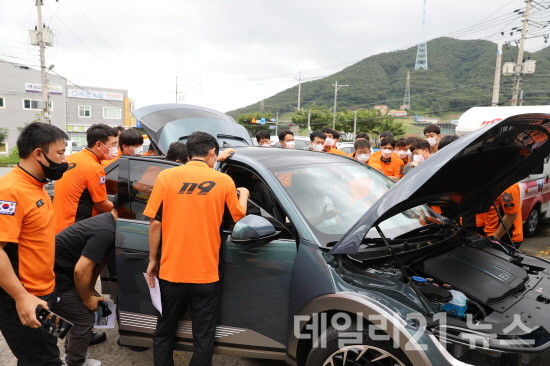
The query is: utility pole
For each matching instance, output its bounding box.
[307,110,311,133]
[491,42,503,106]
[511,0,532,106]
[35,0,50,123]
[332,81,348,129]
[175,74,178,103]
[402,71,411,109]
[353,110,357,139]
[275,112,279,136]
[294,71,304,110]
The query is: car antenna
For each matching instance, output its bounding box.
[375,226,434,315]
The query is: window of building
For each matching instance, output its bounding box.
[22,99,53,111]
[78,105,91,118]
[23,99,41,110]
[0,97,5,108]
[103,107,121,119]
[0,141,7,153]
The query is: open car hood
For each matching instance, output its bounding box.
[132,103,253,154]
[330,113,550,255]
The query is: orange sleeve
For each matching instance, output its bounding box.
[87,166,108,203]
[143,172,166,219]
[0,192,22,243]
[500,184,520,215]
[224,176,246,222]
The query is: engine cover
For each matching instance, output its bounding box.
[423,246,528,304]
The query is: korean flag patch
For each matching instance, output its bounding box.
[0,200,17,216]
[99,176,106,185]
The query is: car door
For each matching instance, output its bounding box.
[116,158,298,353]
[217,164,298,350]
[115,157,179,327]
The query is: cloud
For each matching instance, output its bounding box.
[1,0,542,112]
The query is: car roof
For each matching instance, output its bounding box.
[232,146,352,169]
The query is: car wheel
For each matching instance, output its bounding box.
[305,326,411,366]
[524,206,540,237]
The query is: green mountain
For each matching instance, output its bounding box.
[228,37,550,117]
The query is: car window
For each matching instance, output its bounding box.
[224,165,295,239]
[105,164,119,196]
[128,160,178,221]
[270,162,438,243]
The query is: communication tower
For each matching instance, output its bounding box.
[415,0,428,70]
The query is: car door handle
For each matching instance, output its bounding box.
[122,250,149,259]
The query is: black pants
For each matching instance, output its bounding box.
[153,280,220,366]
[0,292,61,366]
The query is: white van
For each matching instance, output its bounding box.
[456,106,550,236]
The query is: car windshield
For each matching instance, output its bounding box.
[270,162,439,244]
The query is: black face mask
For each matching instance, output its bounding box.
[38,150,69,181]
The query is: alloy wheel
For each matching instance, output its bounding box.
[322,345,407,366]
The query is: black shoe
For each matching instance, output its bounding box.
[89,331,107,346]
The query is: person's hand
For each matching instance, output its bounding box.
[236,187,249,197]
[146,259,159,288]
[83,295,103,312]
[15,293,47,328]
[217,148,235,162]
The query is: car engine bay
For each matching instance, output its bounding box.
[328,225,550,352]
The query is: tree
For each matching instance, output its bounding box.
[290,108,332,130]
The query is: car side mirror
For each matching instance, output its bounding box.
[230,215,279,247]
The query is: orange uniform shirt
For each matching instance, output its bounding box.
[53,149,108,233]
[368,154,404,178]
[327,147,346,156]
[483,183,523,243]
[143,160,246,284]
[0,167,55,296]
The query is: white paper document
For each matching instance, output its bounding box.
[143,272,162,315]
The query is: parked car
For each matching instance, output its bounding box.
[102,106,550,366]
[336,142,354,155]
[271,135,310,149]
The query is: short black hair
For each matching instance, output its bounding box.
[355,133,369,141]
[410,139,430,152]
[119,128,144,149]
[354,138,371,150]
[87,124,118,148]
[165,142,189,162]
[320,127,334,135]
[17,122,68,158]
[278,130,294,141]
[404,136,421,145]
[310,131,325,142]
[423,124,441,135]
[379,131,394,139]
[332,130,341,139]
[396,137,407,148]
[380,136,396,148]
[255,130,271,143]
[186,131,219,158]
[116,126,125,133]
[438,135,459,150]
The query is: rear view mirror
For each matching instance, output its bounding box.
[230,215,279,247]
